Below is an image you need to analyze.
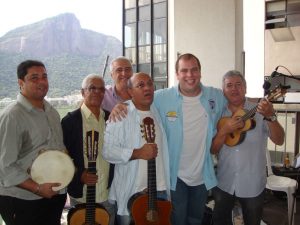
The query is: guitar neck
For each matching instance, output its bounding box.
[86,161,97,224]
[240,105,257,121]
[148,158,157,211]
[241,92,282,121]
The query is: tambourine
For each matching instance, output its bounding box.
[30,150,75,191]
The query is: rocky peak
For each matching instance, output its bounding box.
[0,13,115,57]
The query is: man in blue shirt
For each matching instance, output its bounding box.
[153,53,226,225]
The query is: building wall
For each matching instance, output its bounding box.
[167,0,300,96]
[243,0,265,97]
[265,26,300,76]
[235,0,244,74]
[168,0,243,88]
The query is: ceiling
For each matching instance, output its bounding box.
[266,0,300,28]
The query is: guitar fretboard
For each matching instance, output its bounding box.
[240,106,257,121]
[142,117,158,212]
[241,87,287,122]
[85,130,99,225]
[85,161,97,224]
[148,158,157,211]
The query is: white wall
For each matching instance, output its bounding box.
[168,0,242,88]
[243,0,265,97]
[265,26,300,76]
[167,0,176,86]
[235,0,244,74]
[168,0,299,97]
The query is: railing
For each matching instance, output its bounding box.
[269,104,300,164]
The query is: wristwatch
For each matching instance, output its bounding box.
[264,114,277,122]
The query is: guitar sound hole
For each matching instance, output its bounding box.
[146,210,158,222]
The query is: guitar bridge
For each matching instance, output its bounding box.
[146,210,158,222]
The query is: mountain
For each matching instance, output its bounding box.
[0,13,122,99]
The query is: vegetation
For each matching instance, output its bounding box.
[0,51,117,99]
[0,13,121,100]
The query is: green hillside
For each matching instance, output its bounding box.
[0,13,122,99]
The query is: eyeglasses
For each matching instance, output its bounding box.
[85,86,106,93]
[114,67,132,74]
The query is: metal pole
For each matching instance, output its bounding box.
[102,55,109,78]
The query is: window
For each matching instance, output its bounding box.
[123,0,168,89]
[267,111,297,163]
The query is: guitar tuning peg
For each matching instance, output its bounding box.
[140,124,143,128]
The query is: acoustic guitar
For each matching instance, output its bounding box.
[68,130,110,225]
[128,117,172,225]
[218,85,288,147]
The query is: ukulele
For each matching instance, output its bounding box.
[218,85,288,147]
[68,130,110,225]
[128,117,172,225]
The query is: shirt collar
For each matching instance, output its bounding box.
[81,102,103,120]
[112,85,117,98]
[126,99,155,114]
[17,93,50,112]
[175,83,203,98]
[112,85,127,102]
[81,102,93,120]
[225,98,251,114]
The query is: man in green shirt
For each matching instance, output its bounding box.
[0,60,67,225]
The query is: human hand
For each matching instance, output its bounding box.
[133,143,158,160]
[220,116,244,135]
[257,98,275,117]
[37,183,60,198]
[109,103,128,122]
[80,170,98,185]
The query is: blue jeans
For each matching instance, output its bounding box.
[171,178,208,225]
[212,187,265,225]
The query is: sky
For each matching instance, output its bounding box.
[0,0,122,40]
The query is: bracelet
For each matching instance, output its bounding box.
[34,184,40,194]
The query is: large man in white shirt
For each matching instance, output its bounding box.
[103,72,170,225]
